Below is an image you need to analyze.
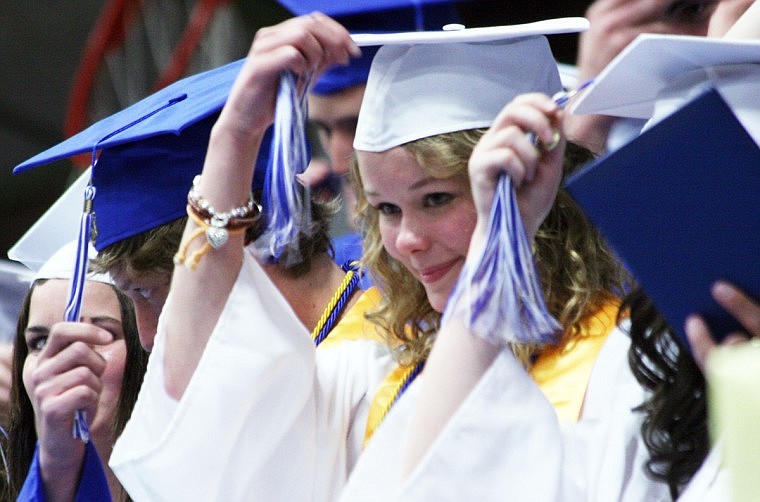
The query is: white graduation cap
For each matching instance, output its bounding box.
[570,34,760,145]
[33,239,111,285]
[8,169,91,272]
[352,18,589,152]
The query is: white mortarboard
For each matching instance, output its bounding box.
[570,34,760,145]
[352,18,589,152]
[9,169,90,272]
[0,260,34,342]
[34,240,112,285]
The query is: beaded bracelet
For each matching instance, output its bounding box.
[174,176,262,269]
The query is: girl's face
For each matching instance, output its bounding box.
[358,147,477,313]
[22,279,127,439]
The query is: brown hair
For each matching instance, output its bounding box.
[1,279,147,500]
[92,189,339,281]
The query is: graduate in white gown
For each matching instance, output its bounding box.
[341,5,760,502]
[111,13,638,501]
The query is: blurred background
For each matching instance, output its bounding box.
[0,0,589,339]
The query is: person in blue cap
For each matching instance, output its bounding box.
[306,44,378,275]
[1,242,147,501]
[13,52,391,500]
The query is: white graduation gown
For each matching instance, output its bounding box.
[110,251,395,501]
[339,325,680,501]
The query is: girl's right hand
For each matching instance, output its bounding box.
[219,13,361,141]
[28,322,111,471]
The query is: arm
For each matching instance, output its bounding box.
[401,93,566,478]
[19,441,110,502]
[721,0,760,38]
[162,13,360,398]
[26,322,112,502]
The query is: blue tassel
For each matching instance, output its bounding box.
[441,81,600,346]
[66,96,187,442]
[443,175,560,346]
[258,71,312,265]
[66,183,96,443]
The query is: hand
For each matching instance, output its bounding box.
[468,93,565,241]
[567,0,718,152]
[686,281,760,374]
[28,322,112,474]
[218,13,361,141]
[195,13,361,236]
[578,0,716,81]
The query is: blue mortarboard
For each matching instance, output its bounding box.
[277,0,463,19]
[14,58,272,251]
[279,0,466,96]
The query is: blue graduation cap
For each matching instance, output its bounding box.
[565,88,760,348]
[278,0,465,96]
[277,0,463,21]
[13,57,277,441]
[14,58,272,252]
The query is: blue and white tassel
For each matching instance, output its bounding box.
[442,81,595,347]
[258,71,312,265]
[443,175,560,346]
[66,182,96,443]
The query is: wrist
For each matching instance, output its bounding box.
[565,114,615,155]
[39,442,86,502]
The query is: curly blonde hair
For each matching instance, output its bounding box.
[351,130,630,367]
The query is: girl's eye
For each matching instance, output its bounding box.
[375,203,400,216]
[425,192,453,207]
[27,336,48,352]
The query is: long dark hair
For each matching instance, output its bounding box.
[1,279,147,500]
[623,287,709,500]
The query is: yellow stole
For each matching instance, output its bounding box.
[363,298,622,445]
[529,299,621,423]
[363,362,421,448]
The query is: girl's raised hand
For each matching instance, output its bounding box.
[468,93,565,240]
